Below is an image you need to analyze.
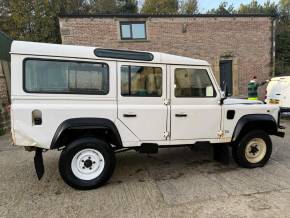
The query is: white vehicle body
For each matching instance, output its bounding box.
[10,41,285,189]
[10,41,282,149]
[265,76,290,112]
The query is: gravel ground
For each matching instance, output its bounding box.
[0,119,290,218]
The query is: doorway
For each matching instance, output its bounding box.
[220,60,233,96]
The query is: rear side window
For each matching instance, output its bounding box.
[24,59,109,95]
[175,68,216,98]
[121,65,162,97]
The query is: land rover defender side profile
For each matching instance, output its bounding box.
[10,41,285,190]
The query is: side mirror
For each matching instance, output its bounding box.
[220,81,228,105]
[223,82,229,97]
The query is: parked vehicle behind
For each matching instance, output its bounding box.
[10,41,285,190]
[265,76,290,112]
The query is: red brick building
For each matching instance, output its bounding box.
[59,14,275,97]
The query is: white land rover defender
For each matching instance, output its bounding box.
[10,41,285,190]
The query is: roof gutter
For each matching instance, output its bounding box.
[59,13,277,19]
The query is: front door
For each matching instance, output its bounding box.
[220,60,233,96]
[170,65,222,140]
[117,62,168,141]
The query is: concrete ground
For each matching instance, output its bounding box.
[1,120,290,218]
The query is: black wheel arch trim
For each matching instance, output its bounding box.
[50,118,123,149]
[232,114,279,142]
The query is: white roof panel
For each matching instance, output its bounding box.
[11,41,209,66]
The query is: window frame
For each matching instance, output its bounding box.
[174,67,217,98]
[120,65,163,97]
[120,21,147,40]
[23,58,110,95]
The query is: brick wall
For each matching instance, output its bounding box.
[59,16,274,97]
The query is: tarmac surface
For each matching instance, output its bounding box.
[1,119,290,218]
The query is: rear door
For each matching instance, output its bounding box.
[117,62,168,141]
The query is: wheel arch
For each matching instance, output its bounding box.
[50,118,123,149]
[232,114,278,142]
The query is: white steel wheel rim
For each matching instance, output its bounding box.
[245,138,267,164]
[71,149,105,181]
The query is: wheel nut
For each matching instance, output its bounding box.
[81,160,84,162]
[89,167,92,170]
[93,161,96,164]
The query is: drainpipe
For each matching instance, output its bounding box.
[272,18,276,77]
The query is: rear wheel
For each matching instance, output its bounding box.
[232,130,272,168]
[59,137,115,190]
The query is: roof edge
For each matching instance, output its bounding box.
[59,13,277,19]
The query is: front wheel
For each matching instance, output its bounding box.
[232,130,272,168]
[59,137,116,190]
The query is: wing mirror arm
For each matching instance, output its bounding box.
[220,91,227,105]
[220,82,228,105]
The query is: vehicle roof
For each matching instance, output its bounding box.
[10,41,209,66]
[271,76,290,81]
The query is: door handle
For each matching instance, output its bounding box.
[123,113,137,118]
[175,113,187,117]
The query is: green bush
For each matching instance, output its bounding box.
[0,128,6,136]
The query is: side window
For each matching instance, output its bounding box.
[24,59,109,95]
[175,68,216,98]
[121,65,162,97]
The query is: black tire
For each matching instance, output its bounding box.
[59,137,116,190]
[232,130,272,168]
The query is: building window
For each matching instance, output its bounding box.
[120,22,146,40]
[24,59,109,95]
[175,68,216,98]
[121,65,162,97]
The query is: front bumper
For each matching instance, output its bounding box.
[275,130,285,138]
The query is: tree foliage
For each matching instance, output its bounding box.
[141,0,179,14]
[207,1,235,15]
[276,0,290,75]
[280,0,290,18]
[5,0,61,43]
[180,0,198,14]
[0,0,138,43]
[118,0,138,14]
[238,0,278,14]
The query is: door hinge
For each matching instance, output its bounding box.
[217,130,224,138]
[164,99,170,105]
[164,131,170,139]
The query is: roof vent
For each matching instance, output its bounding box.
[94,49,154,61]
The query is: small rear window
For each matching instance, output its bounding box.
[24,59,109,95]
[94,49,154,61]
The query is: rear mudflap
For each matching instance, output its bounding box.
[213,144,230,165]
[34,148,44,180]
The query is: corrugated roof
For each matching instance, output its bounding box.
[59,13,277,18]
